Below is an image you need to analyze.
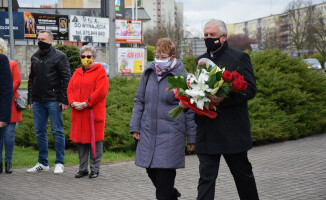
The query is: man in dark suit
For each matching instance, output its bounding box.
[193,19,259,200]
[0,54,13,128]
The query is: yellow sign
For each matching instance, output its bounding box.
[133,60,143,73]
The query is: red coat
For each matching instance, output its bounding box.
[67,64,109,143]
[9,60,22,123]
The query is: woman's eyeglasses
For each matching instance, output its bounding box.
[81,55,92,59]
[155,56,170,60]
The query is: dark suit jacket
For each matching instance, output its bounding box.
[195,41,257,154]
[0,54,13,123]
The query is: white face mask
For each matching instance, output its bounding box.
[155,57,172,69]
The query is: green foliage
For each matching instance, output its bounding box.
[54,44,81,74]
[105,77,140,151]
[249,49,326,144]
[311,52,324,65]
[15,77,140,152]
[311,52,322,63]
[181,55,197,73]
[167,71,188,94]
[14,50,326,152]
[147,45,155,62]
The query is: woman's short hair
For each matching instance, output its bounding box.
[155,38,176,56]
[0,38,8,55]
[204,19,228,35]
[80,45,97,58]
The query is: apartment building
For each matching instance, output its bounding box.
[227,2,326,53]
[142,0,183,31]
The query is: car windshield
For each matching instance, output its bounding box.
[303,59,320,65]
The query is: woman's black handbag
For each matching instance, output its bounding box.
[15,97,26,111]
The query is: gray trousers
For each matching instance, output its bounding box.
[76,141,103,173]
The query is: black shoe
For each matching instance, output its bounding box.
[75,171,89,178]
[174,188,181,198]
[89,171,99,178]
[0,163,2,174]
[5,162,12,174]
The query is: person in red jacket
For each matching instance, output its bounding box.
[0,38,22,174]
[67,45,109,179]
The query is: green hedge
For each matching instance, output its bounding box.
[15,77,140,152]
[15,50,326,151]
[54,44,81,74]
[249,50,326,144]
[147,45,155,62]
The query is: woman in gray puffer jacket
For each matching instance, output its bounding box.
[130,38,196,200]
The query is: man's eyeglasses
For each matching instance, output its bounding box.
[81,55,92,59]
[155,56,171,60]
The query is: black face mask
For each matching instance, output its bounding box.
[38,41,52,50]
[205,35,224,52]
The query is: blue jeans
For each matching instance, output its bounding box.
[33,101,65,166]
[0,123,17,163]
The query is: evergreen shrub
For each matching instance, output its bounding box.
[249,49,326,144]
[54,44,81,74]
[14,50,326,151]
[181,55,197,73]
[15,77,140,152]
[147,45,155,62]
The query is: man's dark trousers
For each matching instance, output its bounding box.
[197,151,259,200]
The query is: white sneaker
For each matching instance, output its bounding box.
[54,163,64,174]
[27,163,49,173]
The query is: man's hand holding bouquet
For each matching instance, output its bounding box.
[166,58,247,120]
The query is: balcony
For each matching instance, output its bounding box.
[279,30,289,36]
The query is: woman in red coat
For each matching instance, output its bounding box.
[67,45,109,179]
[0,38,23,174]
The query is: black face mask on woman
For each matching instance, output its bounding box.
[38,41,52,50]
[204,35,224,52]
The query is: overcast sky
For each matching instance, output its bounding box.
[18,0,326,36]
[180,0,326,36]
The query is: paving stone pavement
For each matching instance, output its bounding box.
[0,133,326,200]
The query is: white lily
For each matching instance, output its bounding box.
[185,69,212,110]
[190,96,210,110]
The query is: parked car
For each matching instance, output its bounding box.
[94,62,110,76]
[302,58,322,70]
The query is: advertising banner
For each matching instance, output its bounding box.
[125,0,142,8]
[0,11,24,40]
[115,19,141,43]
[24,12,68,40]
[69,15,109,43]
[118,48,144,74]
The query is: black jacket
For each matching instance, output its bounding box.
[28,46,71,105]
[195,41,257,154]
[0,54,13,123]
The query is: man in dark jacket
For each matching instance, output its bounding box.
[0,54,13,128]
[194,19,259,199]
[27,30,71,174]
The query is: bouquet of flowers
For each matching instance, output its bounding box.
[167,58,248,120]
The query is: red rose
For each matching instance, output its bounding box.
[222,71,233,82]
[232,79,243,92]
[240,80,247,91]
[231,71,241,80]
[238,75,245,81]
